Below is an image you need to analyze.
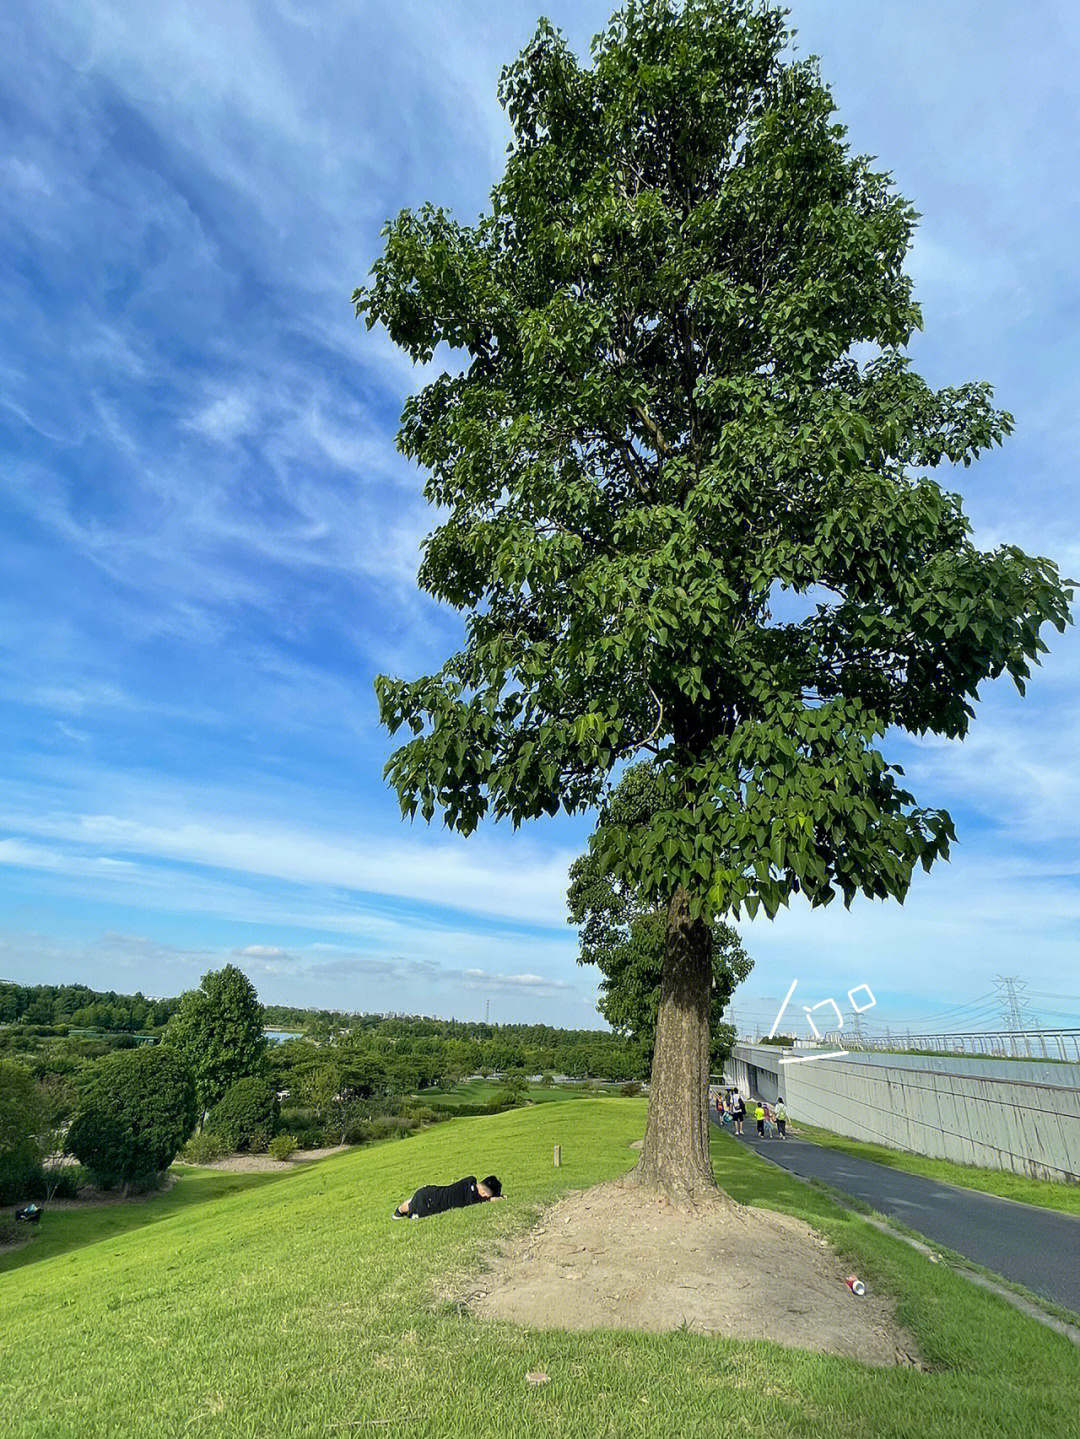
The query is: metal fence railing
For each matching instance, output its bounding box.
[817,1028,1080,1064]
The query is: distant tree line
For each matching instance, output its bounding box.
[0,981,180,1033]
[264,1007,654,1083]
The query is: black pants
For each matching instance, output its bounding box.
[777,1120,786,1138]
[756,1119,765,1136]
[407,1185,444,1217]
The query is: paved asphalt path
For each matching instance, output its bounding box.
[714,1117,1080,1314]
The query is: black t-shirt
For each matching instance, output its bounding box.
[411,1175,483,1216]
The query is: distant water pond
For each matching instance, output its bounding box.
[264,1029,303,1043]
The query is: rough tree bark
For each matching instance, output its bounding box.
[629,885,729,1206]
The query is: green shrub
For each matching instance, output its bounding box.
[501,1072,529,1100]
[47,1165,85,1199]
[18,1164,86,1200]
[356,1115,417,1144]
[485,1094,511,1114]
[65,1047,198,1191]
[291,1128,326,1149]
[275,1105,325,1147]
[0,1156,43,1204]
[278,1105,318,1133]
[0,1060,45,1202]
[182,1132,229,1165]
[207,1076,278,1152]
[405,1106,440,1125]
[268,1134,297,1161]
[620,1081,642,1097]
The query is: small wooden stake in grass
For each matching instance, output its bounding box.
[553,1145,561,1168]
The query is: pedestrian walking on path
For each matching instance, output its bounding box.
[730,1092,745,1135]
[754,1101,766,1138]
[774,1098,787,1138]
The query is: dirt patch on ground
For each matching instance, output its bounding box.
[199,1144,348,1173]
[463,1180,921,1368]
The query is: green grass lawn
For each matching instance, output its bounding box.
[3,1100,1079,1438]
[0,1168,284,1276]
[422,1078,615,1111]
[790,1122,1080,1215]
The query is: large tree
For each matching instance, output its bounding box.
[165,965,266,1121]
[356,0,1071,1203]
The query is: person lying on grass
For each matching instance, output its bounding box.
[392,1174,503,1220]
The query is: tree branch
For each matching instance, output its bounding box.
[632,402,673,458]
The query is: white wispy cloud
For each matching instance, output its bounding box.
[4,810,579,928]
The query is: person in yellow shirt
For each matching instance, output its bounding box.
[754,1101,765,1137]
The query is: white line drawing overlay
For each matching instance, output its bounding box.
[765,981,877,1064]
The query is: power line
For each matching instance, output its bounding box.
[857,1003,1004,1037]
[879,992,998,1027]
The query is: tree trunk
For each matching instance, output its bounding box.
[629,885,726,1207]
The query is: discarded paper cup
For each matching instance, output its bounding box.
[845,1275,866,1296]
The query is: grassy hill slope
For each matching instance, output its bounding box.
[3,1099,1079,1438]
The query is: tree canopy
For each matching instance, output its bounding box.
[165,965,266,1118]
[356,0,1071,1199]
[65,1047,198,1192]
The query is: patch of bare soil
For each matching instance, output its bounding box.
[201,1143,348,1173]
[464,1180,921,1368]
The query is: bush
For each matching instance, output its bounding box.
[46,1165,85,1199]
[65,1047,198,1191]
[291,1127,326,1149]
[17,1164,86,1200]
[207,1076,279,1152]
[0,1060,46,1203]
[355,1115,417,1144]
[181,1132,229,1165]
[278,1104,318,1130]
[0,1155,42,1205]
[405,1106,440,1125]
[620,1081,642,1097]
[502,1072,529,1099]
[268,1134,297,1161]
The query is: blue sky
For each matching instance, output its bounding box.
[2,0,1079,1033]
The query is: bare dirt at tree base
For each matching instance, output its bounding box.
[462,1180,922,1368]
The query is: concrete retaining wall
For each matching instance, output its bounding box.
[723,1043,1080,1183]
